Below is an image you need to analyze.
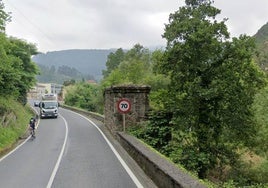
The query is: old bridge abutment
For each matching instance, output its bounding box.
[104,85,151,133]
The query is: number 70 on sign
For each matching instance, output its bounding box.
[117,98,131,113]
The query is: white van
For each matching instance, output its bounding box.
[39,94,59,118]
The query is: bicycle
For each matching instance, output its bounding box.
[29,117,37,140]
[30,127,36,140]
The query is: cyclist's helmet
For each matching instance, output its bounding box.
[30,117,35,123]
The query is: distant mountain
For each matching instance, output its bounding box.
[254,22,268,72]
[254,22,268,45]
[32,49,116,81]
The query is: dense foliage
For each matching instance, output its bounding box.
[0,1,10,32]
[128,111,173,155]
[102,48,124,78]
[0,97,34,153]
[64,82,102,113]
[101,44,169,93]
[0,2,39,104]
[0,1,39,154]
[253,86,268,157]
[158,0,266,180]
[127,1,268,186]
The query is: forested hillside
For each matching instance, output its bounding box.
[254,22,268,71]
[32,49,115,82]
[254,22,268,44]
[36,64,95,84]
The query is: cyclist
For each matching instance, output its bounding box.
[29,117,36,138]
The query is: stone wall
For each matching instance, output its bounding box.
[117,132,207,188]
[104,85,151,134]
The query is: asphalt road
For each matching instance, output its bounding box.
[0,107,156,188]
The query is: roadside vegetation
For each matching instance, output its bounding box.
[63,82,103,113]
[0,97,34,155]
[0,2,39,155]
[63,0,268,187]
[1,0,268,186]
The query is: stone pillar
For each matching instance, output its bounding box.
[104,85,151,134]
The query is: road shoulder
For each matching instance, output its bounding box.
[89,117,158,188]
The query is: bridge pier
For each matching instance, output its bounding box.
[104,85,151,134]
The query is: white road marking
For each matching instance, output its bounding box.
[0,136,31,163]
[0,107,41,163]
[0,106,143,188]
[46,115,69,188]
[0,105,69,187]
[66,109,144,188]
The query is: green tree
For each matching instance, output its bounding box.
[101,44,157,87]
[124,44,149,62]
[6,37,39,104]
[101,45,150,86]
[0,1,11,33]
[0,3,18,97]
[101,45,170,111]
[102,48,124,78]
[253,86,268,157]
[0,34,21,97]
[64,82,101,112]
[160,0,266,179]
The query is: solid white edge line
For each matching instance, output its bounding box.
[46,115,68,188]
[0,107,40,163]
[0,136,31,163]
[65,109,144,188]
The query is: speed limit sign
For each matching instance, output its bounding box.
[117,98,131,114]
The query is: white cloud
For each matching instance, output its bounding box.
[214,0,268,37]
[2,0,268,52]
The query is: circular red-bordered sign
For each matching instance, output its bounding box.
[117,98,131,114]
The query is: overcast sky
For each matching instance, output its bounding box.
[2,0,268,53]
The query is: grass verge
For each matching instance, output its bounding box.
[0,97,35,156]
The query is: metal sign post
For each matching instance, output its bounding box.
[123,114,126,132]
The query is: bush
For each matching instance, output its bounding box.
[128,110,173,155]
[64,82,103,114]
[0,97,34,153]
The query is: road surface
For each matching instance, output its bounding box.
[0,107,156,188]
